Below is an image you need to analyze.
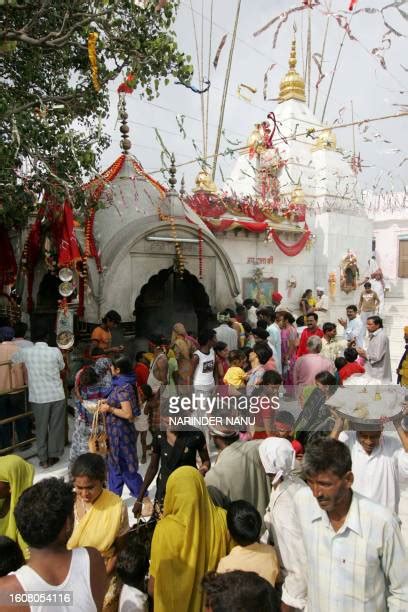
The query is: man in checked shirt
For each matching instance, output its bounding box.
[292,438,408,612]
[12,325,65,469]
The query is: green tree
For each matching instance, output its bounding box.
[0,0,193,228]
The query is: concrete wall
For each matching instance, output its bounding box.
[373,214,408,285]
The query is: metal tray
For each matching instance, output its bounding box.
[326,386,404,425]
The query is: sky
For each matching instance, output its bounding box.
[100,0,408,200]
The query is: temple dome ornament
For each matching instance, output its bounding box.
[278,36,306,103]
[313,128,337,151]
[193,170,218,193]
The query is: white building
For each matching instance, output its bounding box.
[26,37,375,339]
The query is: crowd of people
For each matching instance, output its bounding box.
[1,285,408,611]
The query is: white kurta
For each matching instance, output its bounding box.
[365,328,392,382]
[267,322,282,374]
[315,294,329,325]
[339,431,408,514]
[343,315,365,348]
[263,477,307,609]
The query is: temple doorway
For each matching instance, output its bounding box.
[134,267,212,338]
[30,272,61,345]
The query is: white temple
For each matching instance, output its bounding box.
[27,36,373,338]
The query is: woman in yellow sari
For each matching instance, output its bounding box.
[0,455,34,560]
[67,453,128,611]
[149,466,231,612]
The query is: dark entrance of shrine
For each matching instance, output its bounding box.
[134,267,212,338]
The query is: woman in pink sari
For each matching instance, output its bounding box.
[278,312,297,391]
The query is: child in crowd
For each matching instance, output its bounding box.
[242,322,255,348]
[339,347,366,382]
[217,500,280,586]
[334,356,347,385]
[135,384,152,463]
[134,352,150,388]
[214,341,229,385]
[202,570,279,612]
[0,536,24,577]
[224,350,247,393]
[271,410,304,458]
[117,541,149,612]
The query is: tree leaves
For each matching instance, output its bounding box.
[0,0,193,228]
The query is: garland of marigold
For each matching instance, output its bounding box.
[88,32,100,92]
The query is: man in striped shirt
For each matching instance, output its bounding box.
[293,438,408,612]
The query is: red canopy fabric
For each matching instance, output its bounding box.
[58,201,81,267]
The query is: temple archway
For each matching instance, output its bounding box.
[134,267,212,338]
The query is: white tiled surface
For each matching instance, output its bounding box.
[16,416,157,526]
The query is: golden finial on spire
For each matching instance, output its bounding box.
[278,30,306,104]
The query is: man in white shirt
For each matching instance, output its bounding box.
[214,312,238,351]
[294,437,408,612]
[330,411,408,514]
[356,315,392,382]
[338,304,365,348]
[12,326,65,469]
[259,438,307,611]
[258,308,282,373]
[315,287,329,325]
[320,322,347,364]
[243,299,259,328]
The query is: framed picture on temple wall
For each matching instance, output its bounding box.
[242,277,278,306]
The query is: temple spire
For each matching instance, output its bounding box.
[118,95,131,153]
[278,32,306,103]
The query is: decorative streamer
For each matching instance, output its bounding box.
[333,106,346,124]
[213,34,228,68]
[263,63,277,100]
[221,130,241,146]
[175,79,210,94]
[333,14,357,41]
[175,114,187,139]
[312,53,325,89]
[253,2,320,46]
[267,111,287,145]
[198,228,204,279]
[87,32,100,92]
[237,83,257,102]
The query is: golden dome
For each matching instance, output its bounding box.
[193,170,218,193]
[313,128,337,151]
[278,37,306,103]
[291,184,305,205]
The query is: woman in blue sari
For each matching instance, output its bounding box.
[69,358,112,473]
[99,354,144,497]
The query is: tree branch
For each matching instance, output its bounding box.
[3,93,79,118]
[0,8,112,48]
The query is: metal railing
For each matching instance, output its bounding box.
[0,359,35,455]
